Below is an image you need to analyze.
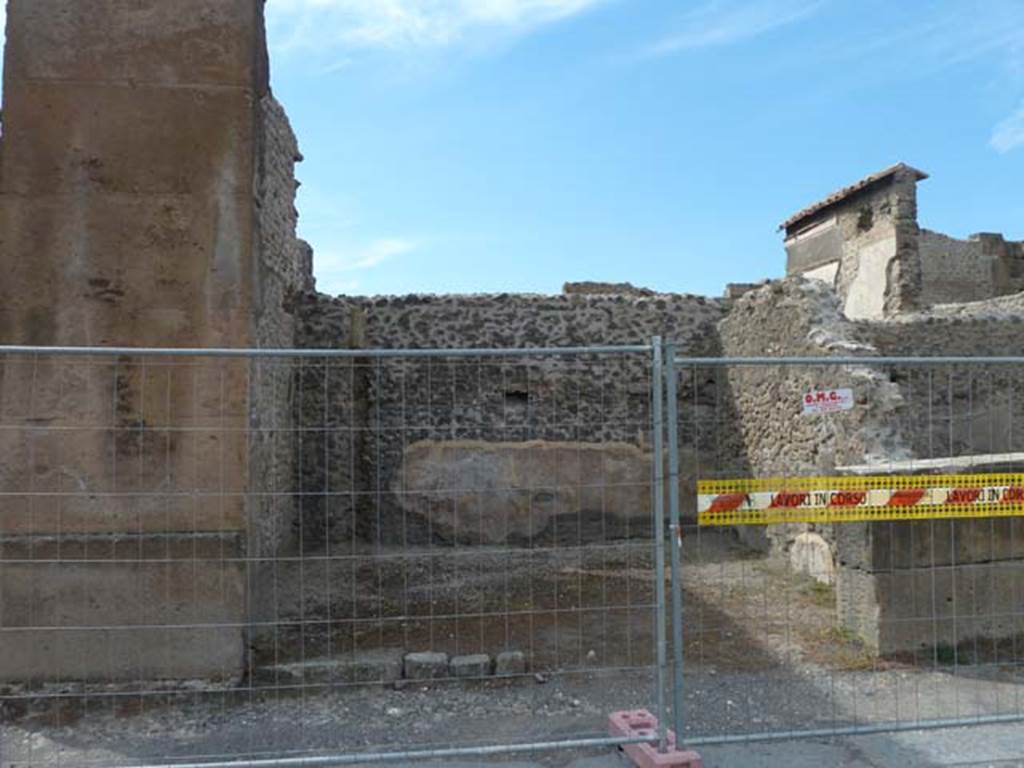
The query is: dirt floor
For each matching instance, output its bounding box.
[4,530,1024,767]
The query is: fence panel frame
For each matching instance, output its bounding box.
[0,341,670,768]
[664,350,1024,749]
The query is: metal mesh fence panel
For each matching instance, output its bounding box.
[667,355,1024,748]
[0,346,665,767]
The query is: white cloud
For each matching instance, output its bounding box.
[320,237,418,272]
[266,0,604,52]
[899,8,1024,73]
[314,237,417,295]
[813,2,1023,154]
[645,0,823,57]
[991,103,1024,154]
[348,237,417,269]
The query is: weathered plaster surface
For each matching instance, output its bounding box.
[0,0,309,682]
[290,291,722,549]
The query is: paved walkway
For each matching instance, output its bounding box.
[396,723,1024,768]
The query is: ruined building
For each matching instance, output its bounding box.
[784,162,1024,317]
[1,0,1024,685]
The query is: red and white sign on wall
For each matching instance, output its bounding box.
[802,388,854,415]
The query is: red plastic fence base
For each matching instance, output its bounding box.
[608,709,703,768]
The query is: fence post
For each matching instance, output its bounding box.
[664,343,686,743]
[650,336,669,752]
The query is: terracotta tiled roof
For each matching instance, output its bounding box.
[780,163,928,232]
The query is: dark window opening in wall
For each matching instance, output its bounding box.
[504,388,530,426]
[857,206,874,232]
[505,389,530,410]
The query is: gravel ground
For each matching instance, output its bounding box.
[4,531,1024,767]
[5,666,1024,767]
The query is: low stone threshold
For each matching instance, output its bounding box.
[838,452,1024,475]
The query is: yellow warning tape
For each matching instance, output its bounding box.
[697,473,1024,526]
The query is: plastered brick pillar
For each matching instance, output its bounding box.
[882,167,923,316]
[0,0,273,682]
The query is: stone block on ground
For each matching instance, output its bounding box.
[495,650,527,676]
[403,651,449,681]
[449,654,492,679]
[790,531,835,585]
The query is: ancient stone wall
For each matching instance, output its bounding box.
[286,278,1024,657]
[785,166,1024,321]
[716,278,910,557]
[917,230,1024,307]
[918,230,997,305]
[292,291,727,548]
[836,175,920,319]
[248,94,311,560]
[785,171,922,320]
[882,169,923,317]
[720,279,908,471]
[719,280,1024,654]
[862,294,1024,458]
[562,281,655,297]
[0,0,308,683]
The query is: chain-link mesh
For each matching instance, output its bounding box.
[0,346,664,767]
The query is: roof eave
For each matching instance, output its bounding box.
[780,163,929,234]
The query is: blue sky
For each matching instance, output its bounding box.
[4,1,1024,297]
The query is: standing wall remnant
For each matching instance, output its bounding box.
[716,278,910,560]
[291,291,727,549]
[0,0,309,682]
[719,278,1024,655]
[783,163,925,319]
[845,296,1024,652]
[917,230,1024,306]
[783,164,1024,318]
